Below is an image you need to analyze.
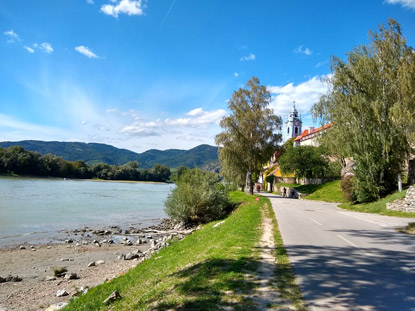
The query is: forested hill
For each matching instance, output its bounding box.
[0,140,218,169]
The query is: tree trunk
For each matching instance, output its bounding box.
[246,171,254,195]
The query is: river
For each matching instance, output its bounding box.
[0,177,175,248]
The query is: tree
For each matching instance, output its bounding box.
[164,168,230,224]
[215,77,282,194]
[153,163,171,182]
[279,144,340,180]
[312,19,415,202]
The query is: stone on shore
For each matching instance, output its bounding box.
[56,290,69,297]
[87,261,96,267]
[64,273,79,280]
[103,290,121,305]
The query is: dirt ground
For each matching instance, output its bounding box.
[0,241,151,311]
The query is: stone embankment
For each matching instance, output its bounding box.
[387,185,415,213]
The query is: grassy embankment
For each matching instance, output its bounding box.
[62,192,304,311]
[275,180,345,203]
[275,180,415,218]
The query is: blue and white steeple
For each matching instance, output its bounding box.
[284,101,302,141]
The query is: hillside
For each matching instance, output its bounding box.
[0,140,218,169]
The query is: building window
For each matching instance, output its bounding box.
[287,127,290,134]
[295,127,298,134]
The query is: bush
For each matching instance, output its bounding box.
[341,175,356,202]
[164,168,231,224]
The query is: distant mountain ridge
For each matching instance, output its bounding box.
[0,140,219,169]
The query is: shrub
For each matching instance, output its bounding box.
[341,175,356,202]
[164,168,231,224]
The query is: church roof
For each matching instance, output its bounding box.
[294,123,333,142]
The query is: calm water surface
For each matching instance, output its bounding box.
[0,177,174,247]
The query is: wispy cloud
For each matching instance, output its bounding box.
[75,45,99,58]
[33,42,54,54]
[268,76,329,117]
[4,30,20,43]
[315,60,329,68]
[101,0,144,18]
[86,0,94,4]
[234,72,239,77]
[23,46,35,53]
[240,53,256,61]
[385,0,415,9]
[293,45,312,56]
[165,108,226,127]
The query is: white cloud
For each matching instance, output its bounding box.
[34,42,53,54]
[165,108,226,127]
[23,46,35,53]
[101,0,144,18]
[4,30,20,43]
[75,45,99,58]
[87,0,94,4]
[268,76,329,117]
[385,0,415,9]
[234,72,239,77]
[293,45,312,56]
[0,113,72,142]
[240,53,256,61]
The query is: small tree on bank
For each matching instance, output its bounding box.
[164,168,230,224]
[312,19,415,202]
[215,77,282,195]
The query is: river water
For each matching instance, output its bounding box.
[0,177,175,248]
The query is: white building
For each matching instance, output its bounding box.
[284,102,302,142]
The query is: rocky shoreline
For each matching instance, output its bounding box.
[0,219,196,311]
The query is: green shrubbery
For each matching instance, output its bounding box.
[164,168,232,224]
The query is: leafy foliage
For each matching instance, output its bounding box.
[340,175,356,202]
[0,146,170,182]
[312,19,415,202]
[216,77,282,194]
[279,143,340,179]
[164,168,231,224]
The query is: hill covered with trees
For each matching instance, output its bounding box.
[0,140,218,169]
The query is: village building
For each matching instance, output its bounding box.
[293,123,333,147]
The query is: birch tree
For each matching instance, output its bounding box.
[312,19,415,202]
[216,77,282,194]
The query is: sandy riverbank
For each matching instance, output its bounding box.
[0,241,150,310]
[0,220,186,311]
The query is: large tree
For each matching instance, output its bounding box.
[216,77,282,194]
[312,19,415,202]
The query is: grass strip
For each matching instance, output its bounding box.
[63,191,265,311]
[275,180,345,203]
[339,189,415,218]
[264,200,307,311]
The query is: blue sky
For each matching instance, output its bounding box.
[1,0,415,152]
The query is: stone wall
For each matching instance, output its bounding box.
[386,186,415,213]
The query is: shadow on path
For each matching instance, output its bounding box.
[286,243,415,311]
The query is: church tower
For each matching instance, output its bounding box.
[285,101,302,141]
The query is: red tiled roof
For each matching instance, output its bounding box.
[294,123,333,142]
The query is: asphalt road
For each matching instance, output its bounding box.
[261,193,415,311]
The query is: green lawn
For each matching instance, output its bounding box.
[275,180,345,203]
[339,189,415,218]
[62,192,303,311]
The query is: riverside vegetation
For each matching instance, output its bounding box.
[0,145,171,182]
[61,191,305,311]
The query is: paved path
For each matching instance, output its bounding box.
[262,193,415,311]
